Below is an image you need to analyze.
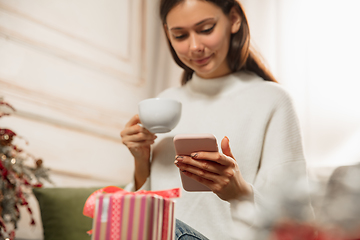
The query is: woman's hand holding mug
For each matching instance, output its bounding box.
[120,114,157,189]
[121,98,182,190]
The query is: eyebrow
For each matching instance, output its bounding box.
[169,18,215,31]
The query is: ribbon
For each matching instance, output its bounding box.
[83,186,181,219]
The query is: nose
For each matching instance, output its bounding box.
[189,33,203,52]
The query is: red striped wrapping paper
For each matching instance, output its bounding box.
[83,186,180,240]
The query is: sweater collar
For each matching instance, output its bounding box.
[187,73,240,96]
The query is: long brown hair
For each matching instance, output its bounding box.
[160,0,277,85]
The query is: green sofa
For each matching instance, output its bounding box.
[33,187,102,240]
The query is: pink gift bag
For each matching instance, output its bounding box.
[83,186,181,240]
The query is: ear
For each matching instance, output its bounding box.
[229,7,241,34]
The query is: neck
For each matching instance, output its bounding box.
[195,63,232,79]
[187,72,238,96]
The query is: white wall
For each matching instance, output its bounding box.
[0,0,179,238]
[0,0,149,187]
[276,1,360,173]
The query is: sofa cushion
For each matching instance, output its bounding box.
[33,187,101,240]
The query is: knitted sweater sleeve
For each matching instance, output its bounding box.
[124,177,150,192]
[230,87,313,239]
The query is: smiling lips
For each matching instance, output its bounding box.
[192,54,213,65]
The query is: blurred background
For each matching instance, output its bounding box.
[0,0,359,238]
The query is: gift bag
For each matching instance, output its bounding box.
[83,186,181,240]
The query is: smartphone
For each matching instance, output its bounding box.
[173,133,218,192]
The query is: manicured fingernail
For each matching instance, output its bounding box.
[225,136,229,141]
[174,160,179,166]
[190,153,198,158]
[175,155,183,161]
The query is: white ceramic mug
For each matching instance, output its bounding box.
[138,98,182,133]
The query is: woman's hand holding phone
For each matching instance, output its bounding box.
[120,114,157,189]
[174,136,253,202]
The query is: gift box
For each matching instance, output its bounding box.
[83,186,181,240]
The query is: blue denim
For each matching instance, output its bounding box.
[175,219,210,240]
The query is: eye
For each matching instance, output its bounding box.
[172,33,188,40]
[200,24,216,34]
[174,34,187,39]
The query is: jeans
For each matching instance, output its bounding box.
[175,219,210,240]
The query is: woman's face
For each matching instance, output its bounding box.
[166,0,238,79]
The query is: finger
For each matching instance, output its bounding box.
[121,123,154,138]
[122,132,157,144]
[181,170,216,188]
[175,161,233,194]
[181,170,238,200]
[221,136,234,159]
[125,114,141,128]
[189,151,232,166]
[175,156,224,175]
[126,139,155,149]
[175,161,221,182]
[181,169,229,195]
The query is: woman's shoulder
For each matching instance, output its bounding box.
[235,72,295,106]
[236,72,289,95]
[260,80,291,100]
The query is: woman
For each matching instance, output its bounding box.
[121,0,312,239]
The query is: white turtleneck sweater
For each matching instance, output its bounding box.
[125,71,311,240]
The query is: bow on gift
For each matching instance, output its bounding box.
[83,186,181,219]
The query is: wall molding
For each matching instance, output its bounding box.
[0,0,147,86]
[14,109,123,143]
[0,2,131,61]
[0,79,130,143]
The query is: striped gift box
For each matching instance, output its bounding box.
[83,187,180,240]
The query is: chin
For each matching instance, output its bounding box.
[194,66,217,78]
